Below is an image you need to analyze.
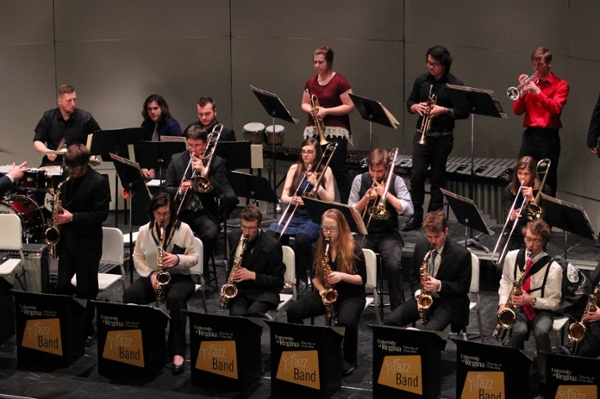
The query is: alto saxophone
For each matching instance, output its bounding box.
[492,251,530,341]
[220,235,248,309]
[568,284,600,355]
[417,246,434,325]
[321,237,338,323]
[418,85,437,146]
[155,224,171,302]
[44,176,71,260]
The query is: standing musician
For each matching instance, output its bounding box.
[33,84,101,167]
[498,219,562,384]
[182,96,236,142]
[384,210,471,332]
[573,297,600,358]
[123,192,198,375]
[267,137,335,291]
[301,45,354,203]
[0,162,29,196]
[224,204,285,317]
[164,125,238,270]
[53,144,110,347]
[502,156,552,251]
[513,47,569,197]
[286,209,366,377]
[404,45,468,231]
[348,148,414,311]
[586,91,600,156]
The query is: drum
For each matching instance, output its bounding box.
[264,124,285,145]
[0,195,46,242]
[17,169,48,191]
[243,122,265,144]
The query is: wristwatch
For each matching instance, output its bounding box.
[532,297,537,306]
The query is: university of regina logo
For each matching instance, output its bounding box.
[22,319,62,356]
[102,330,144,367]
[196,341,238,379]
[461,371,504,399]
[276,351,320,390]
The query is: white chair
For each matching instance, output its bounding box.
[190,237,208,313]
[466,253,484,343]
[72,227,126,300]
[363,248,381,326]
[275,245,296,321]
[0,215,26,290]
[552,316,570,352]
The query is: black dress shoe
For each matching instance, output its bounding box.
[84,335,96,347]
[341,366,355,377]
[402,217,422,231]
[172,361,185,375]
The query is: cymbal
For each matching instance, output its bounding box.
[44,149,67,155]
[0,146,15,155]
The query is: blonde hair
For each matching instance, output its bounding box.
[313,209,357,282]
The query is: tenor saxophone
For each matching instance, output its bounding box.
[568,284,600,355]
[220,235,248,309]
[417,246,434,325]
[321,237,338,323]
[155,224,171,302]
[492,251,530,341]
[44,176,71,260]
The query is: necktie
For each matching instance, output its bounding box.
[151,123,159,142]
[522,257,536,321]
[429,250,438,276]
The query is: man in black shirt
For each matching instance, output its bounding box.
[182,96,236,142]
[33,85,101,167]
[403,46,468,231]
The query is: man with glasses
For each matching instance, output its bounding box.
[165,125,238,271]
[497,218,562,389]
[513,47,569,197]
[403,46,468,231]
[224,204,285,317]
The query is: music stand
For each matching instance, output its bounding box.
[303,197,368,234]
[215,141,252,171]
[225,171,278,206]
[441,188,493,251]
[540,193,598,260]
[349,93,400,149]
[250,85,299,218]
[110,153,151,283]
[132,140,186,184]
[446,85,507,246]
[87,128,142,227]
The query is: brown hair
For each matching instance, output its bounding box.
[314,45,334,67]
[64,144,90,168]
[510,156,541,195]
[290,138,325,194]
[197,96,215,109]
[531,47,552,64]
[185,125,208,142]
[241,204,262,225]
[367,148,391,168]
[422,210,447,233]
[57,84,75,97]
[147,192,173,222]
[313,209,357,282]
[142,94,171,121]
[522,219,551,244]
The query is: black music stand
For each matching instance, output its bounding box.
[446,85,507,245]
[87,128,142,227]
[132,140,186,184]
[215,141,252,171]
[349,93,400,149]
[540,194,597,260]
[225,171,278,207]
[303,197,368,235]
[441,188,492,251]
[251,85,299,218]
[110,153,151,283]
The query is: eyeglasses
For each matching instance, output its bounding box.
[524,237,542,245]
[426,61,441,68]
[301,150,315,155]
[154,211,171,218]
[321,226,338,232]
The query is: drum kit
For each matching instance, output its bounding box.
[243,122,285,146]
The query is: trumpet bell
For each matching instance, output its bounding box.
[507,87,520,101]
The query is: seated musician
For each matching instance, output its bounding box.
[497,219,561,384]
[267,137,335,292]
[384,210,471,332]
[164,125,238,271]
[348,148,413,311]
[287,209,366,377]
[123,192,199,375]
[0,162,29,196]
[502,156,551,250]
[223,204,285,317]
[574,296,600,358]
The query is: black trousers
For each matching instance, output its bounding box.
[179,209,219,269]
[384,297,452,331]
[322,137,352,203]
[228,292,274,318]
[123,274,195,358]
[410,132,454,220]
[518,127,560,197]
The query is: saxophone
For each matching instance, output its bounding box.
[220,235,248,309]
[155,224,171,302]
[492,251,530,341]
[321,237,338,323]
[417,246,434,325]
[568,284,600,355]
[44,176,71,260]
[418,85,437,145]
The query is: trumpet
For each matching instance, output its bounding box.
[490,179,528,266]
[507,71,539,100]
[522,158,551,221]
[366,148,399,222]
[418,85,437,145]
[191,124,223,193]
[307,90,329,145]
[303,142,337,199]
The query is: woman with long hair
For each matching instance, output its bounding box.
[267,137,334,290]
[286,209,366,376]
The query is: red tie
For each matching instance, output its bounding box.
[522,258,536,321]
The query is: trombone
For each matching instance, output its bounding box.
[307,90,329,145]
[522,158,551,221]
[272,164,312,237]
[364,148,399,226]
[507,71,539,101]
[490,179,528,266]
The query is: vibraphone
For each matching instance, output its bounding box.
[263,147,514,223]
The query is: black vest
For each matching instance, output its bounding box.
[359,173,399,233]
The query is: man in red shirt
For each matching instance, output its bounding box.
[513,47,569,197]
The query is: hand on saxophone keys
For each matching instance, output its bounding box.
[55,208,73,224]
[422,276,441,292]
[231,267,256,283]
[159,252,178,268]
[586,306,600,322]
[326,271,343,285]
[510,291,532,307]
